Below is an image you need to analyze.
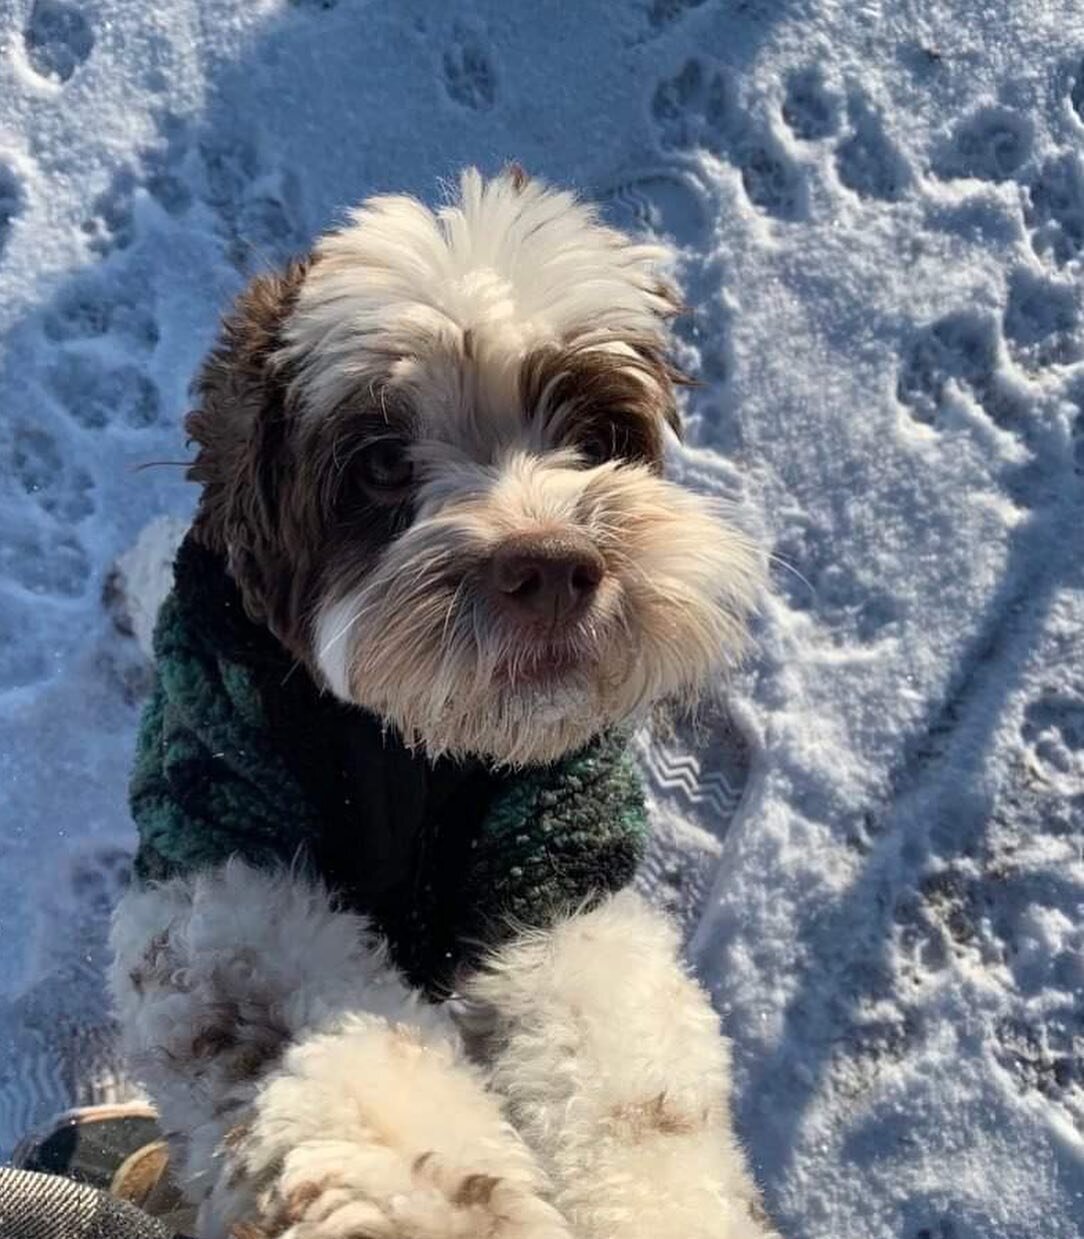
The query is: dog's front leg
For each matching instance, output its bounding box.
[464,891,777,1239]
[110,860,571,1239]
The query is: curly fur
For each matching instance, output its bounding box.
[110,863,569,1239]
[464,891,778,1239]
[113,168,776,1239]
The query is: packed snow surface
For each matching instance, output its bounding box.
[1,1,1083,1235]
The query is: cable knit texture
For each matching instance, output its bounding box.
[130,536,647,993]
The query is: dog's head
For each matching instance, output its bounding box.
[186,168,762,765]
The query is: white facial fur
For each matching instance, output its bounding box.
[283,169,762,766]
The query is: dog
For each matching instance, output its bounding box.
[109,167,775,1239]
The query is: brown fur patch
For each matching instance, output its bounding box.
[748,1196,772,1227]
[607,1092,703,1140]
[185,256,409,665]
[505,162,529,192]
[519,338,687,472]
[186,258,311,647]
[453,1173,500,1207]
[279,1178,334,1225]
[229,1223,271,1239]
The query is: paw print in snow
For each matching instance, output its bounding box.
[651,59,803,219]
[652,59,732,153]
[781,67,840,141]
[0,522,90,599]
[0,603,49,688]
[443,29,497,112]
[835,97,911,202]
[1022,687,1084,782]
[23,0,93,84]
[82,114,194,256]
[197,130,304,269]
[932,105,1033,183]
[45,352,161,431]
[646,0,708,34]
[42,279,159,352]
[68,847,131,918]
[5,423,95,521]
[1003,268,1080,368]
[896,311,1005,426]
[1026,153,1084,265]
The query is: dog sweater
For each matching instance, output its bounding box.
[130,536,648,994]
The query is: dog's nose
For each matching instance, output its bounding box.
[488,532,604,625]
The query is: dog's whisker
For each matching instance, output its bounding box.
[767,550,815,598]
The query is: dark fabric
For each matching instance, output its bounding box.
[131,536,647,993]
[0,1168,180,1239]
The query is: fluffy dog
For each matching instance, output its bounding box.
[110,167,774,1239]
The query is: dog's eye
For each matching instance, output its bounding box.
[360,439,414,493]
[578,429,617,467]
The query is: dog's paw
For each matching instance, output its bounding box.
[204,1015,571,1239]
[223,1138,568,1239]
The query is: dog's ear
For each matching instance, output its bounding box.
[185,257,311,626]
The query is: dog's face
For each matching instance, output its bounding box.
[187,168,761,765]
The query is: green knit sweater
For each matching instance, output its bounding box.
[131,536,648,994]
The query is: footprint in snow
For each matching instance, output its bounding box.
[896,310,1022,431]
[45,352,161,431]
[4,422,95,522]
[835,95,911,202]
[0,522,90,601]
[198,128,305,269]
[23,0,93,84]
[1002,267,1080,369]
[442,27,497,112]
[1025,152,1084,266]
[781,66,840,142]
[42,277,159,353]
[82,113,193,257]
[931,105,1034,183]
[651,58,804,220]
[645,0,709,36]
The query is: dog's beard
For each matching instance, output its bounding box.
[314,453,761,767]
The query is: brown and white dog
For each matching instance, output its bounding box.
[110,168,774,1239]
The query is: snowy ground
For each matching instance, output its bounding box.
[1,0,1083,1235]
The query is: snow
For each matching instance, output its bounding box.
[1,0,1083,1234]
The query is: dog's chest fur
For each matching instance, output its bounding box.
[130,536,648,994]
